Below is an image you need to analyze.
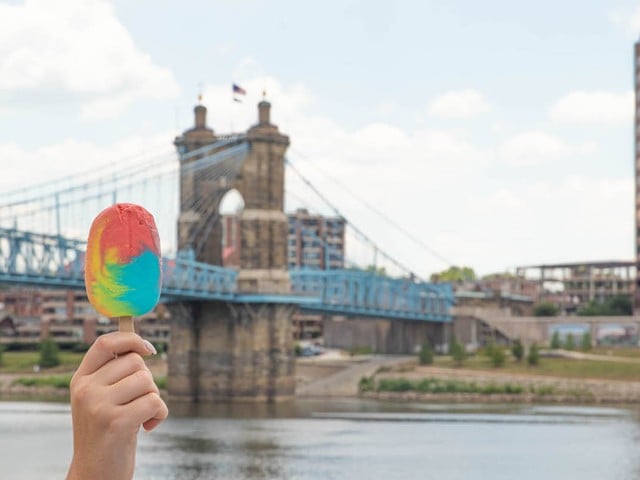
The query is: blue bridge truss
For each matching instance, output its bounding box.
[0,227,453,322]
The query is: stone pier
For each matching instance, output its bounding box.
[168,302,295,402]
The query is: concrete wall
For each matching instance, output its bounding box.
[323,316,447,354]
[455,306,640,346]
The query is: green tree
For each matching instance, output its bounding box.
[365,265,387,276]
[550,331,561,349]
[490,346,506,367]
[39,337,60,368]
[607,295,633,315]
[578,294,632,316]
[450,340,466,366]
[431,266,476,283]
[511,339,524,362]
[581,332,592,351]
[564,333,576,351]
[527,343,540,366]
[483,341,495,357]
[0,344,4,367]
[533,302,560,317]
[419,340,434,365]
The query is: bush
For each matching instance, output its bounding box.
[39,338,60,368]
[578,294,632,316]
[581,332,592,352]
[359,376,375,392]
[294,344,302,356]
[154,376,167,390]
[377,378,412,392]
[375,377,525,395]
[450,340,466,366]
[419,341,434,365]
[564,334,576,351]
[550,331,561,349]
[490,347,506,367]
[527,343,540,366]
[0,344,4,367]
[533,302,559,317]
[511,339,524,362]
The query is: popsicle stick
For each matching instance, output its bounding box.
[118,316,134,333]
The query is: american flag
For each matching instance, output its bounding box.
[232,84,246,96]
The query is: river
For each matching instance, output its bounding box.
[1,399,639,479]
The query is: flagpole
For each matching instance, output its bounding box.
[231,83,248,133]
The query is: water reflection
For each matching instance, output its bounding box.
[137,401,640,480]
[5,400,640,480]
[167,400,300,419]
[139,414,285,480]
[154,434,223,454]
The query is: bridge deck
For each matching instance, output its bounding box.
[0,227,453,322]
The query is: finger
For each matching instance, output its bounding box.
[143,417,163,431]
[76,332,156,376]
[111,369,159,405]
[124,392,168,430]
[93,352,150,386]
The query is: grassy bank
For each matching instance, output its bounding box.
[0,351,84,373]
[9,374,167,391]
[360,376,545,396]
[12,375,73,389]
[432,354,640,381]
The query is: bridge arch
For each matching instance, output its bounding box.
[218,188,244,268]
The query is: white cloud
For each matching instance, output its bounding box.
[485,189,522,210]
[465,176,633,271]
[0,131,179,252]
[610,6,640,37]
[550,91,633,126]
[0,132,176,192]
[375,99,400,117]
[428,89,491,119]
[497,131,596,166]
[0,0,180,119]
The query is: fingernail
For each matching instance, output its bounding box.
[143,340,157,355]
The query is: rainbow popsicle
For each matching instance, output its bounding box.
[85,203,161,331]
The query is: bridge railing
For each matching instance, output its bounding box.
[0,228,453,322]
[160,250,237,300]
[0,227,86,287]
[290,268,453,322]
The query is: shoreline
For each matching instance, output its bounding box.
[362,363,640,404]
[360,391,639,404]
[3,355,640,405]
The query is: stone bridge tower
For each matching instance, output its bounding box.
[168,100,295,402]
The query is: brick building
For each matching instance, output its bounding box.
[0,288,169,348]
[221,208,346,339]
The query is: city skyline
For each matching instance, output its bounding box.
[1,0,640,277]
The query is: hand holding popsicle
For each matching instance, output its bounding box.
[66,333,167,480]
[67,204,168,480]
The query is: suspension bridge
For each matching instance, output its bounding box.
[0,100,454,401]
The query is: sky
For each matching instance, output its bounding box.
[0,0,639,279]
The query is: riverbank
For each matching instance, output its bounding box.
[361,363,640,404]
[3,350,640,404]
